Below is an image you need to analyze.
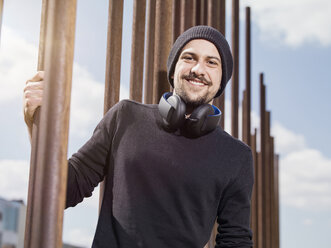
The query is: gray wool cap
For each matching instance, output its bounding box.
[167,25,233,98]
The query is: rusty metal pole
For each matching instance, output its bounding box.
[180,0,194,33]
[257,150,263,248]
[231,0,239,138]
[269,136,275,248]
[242,90,247,142]
[260,73,267,248]
[274,154,280,248]
[172,0,181,43]
[144,0,156,104]
[99,0,124,209]
[24,0,49,247]
[251,128,258,246]
[152,0,172,104]
[28,0,77,247]
[265,110,271,248]
[218,0,226,129]
[208,0,225,129]
[130,0,146,102]
[243,6,251,145]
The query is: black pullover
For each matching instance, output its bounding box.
[66,100,253,248]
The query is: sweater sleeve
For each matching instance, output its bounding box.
[215,148,254,248]
[65,101,121,208]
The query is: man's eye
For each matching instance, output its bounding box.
[208,60,218,65]
[183,56,193,61]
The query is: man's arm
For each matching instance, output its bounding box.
[215,149,254,248]
[23,71,118,208]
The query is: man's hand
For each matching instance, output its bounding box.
[23,71,44,139]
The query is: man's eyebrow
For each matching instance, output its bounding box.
[180,52,221,63]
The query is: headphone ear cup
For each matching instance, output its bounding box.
[167,95,186,129]
[184,104,215,137]
[158,93,186,130]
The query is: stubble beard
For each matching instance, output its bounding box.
[175,72,214,109]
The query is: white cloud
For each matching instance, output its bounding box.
[245,0,331,47]
[0,26,38,103]
[280,148,331,211]
[0,159,29,203]
[303,218,313,226]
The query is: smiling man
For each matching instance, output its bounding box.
[24,25,253,248]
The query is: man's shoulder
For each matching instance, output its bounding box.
[214,127,252,156]
[118,99,157,111]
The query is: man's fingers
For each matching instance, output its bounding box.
[24,81,44,92]
[26,71,45,84]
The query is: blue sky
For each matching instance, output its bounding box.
[0,0,330,247]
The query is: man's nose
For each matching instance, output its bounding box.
[191,61,206,76]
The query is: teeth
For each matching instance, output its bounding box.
[189,80,204,86]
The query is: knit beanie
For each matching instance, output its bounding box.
[167,25,233,98]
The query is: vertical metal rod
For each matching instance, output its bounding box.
[244,6,251,145]
[269,136,275,248]
[218,0,226,128]
[207,0,220,30]
[202,0,208,25]
[274,154,280,248]
[99,0,124,209]
[242,90,247,142]
[152,0,172,103]
[130,0,146,102]
[144,0,156,104]
[180,0,194,33]
[265,111,271,248]
[211,0,225,129]
[250,128,258,247]
[29,0,77,247]
[172,0,181,43]
[231,0,239,138]
[195,0,201,25]
[257,150,263,248]
[260,73,266,248]
[24,0,49,247]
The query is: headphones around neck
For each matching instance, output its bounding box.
[158,92,222,138]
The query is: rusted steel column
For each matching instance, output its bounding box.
[242,90,247,143]
[28,0,77,247]
[210,0,225,128]
[198,0,208,25]
[207,0,220,30]
[250,128,258,247]
[103,0,123,112]
[144,0,156,104]
[260,73,267,248]
[269,136,276,248]
[231,0,239,138]
[24,0,49,247]
[257,151,264,248]
[130,0,146,102]
[243,6,251,145]
[274,154,280,248]
[0,0,4,42]
[180,0,194,33]
[99,0,124,209]
[265,110,271,248]
[153,0,172,103]
[172,0,181,43]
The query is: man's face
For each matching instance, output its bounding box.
[172,39,222,108]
